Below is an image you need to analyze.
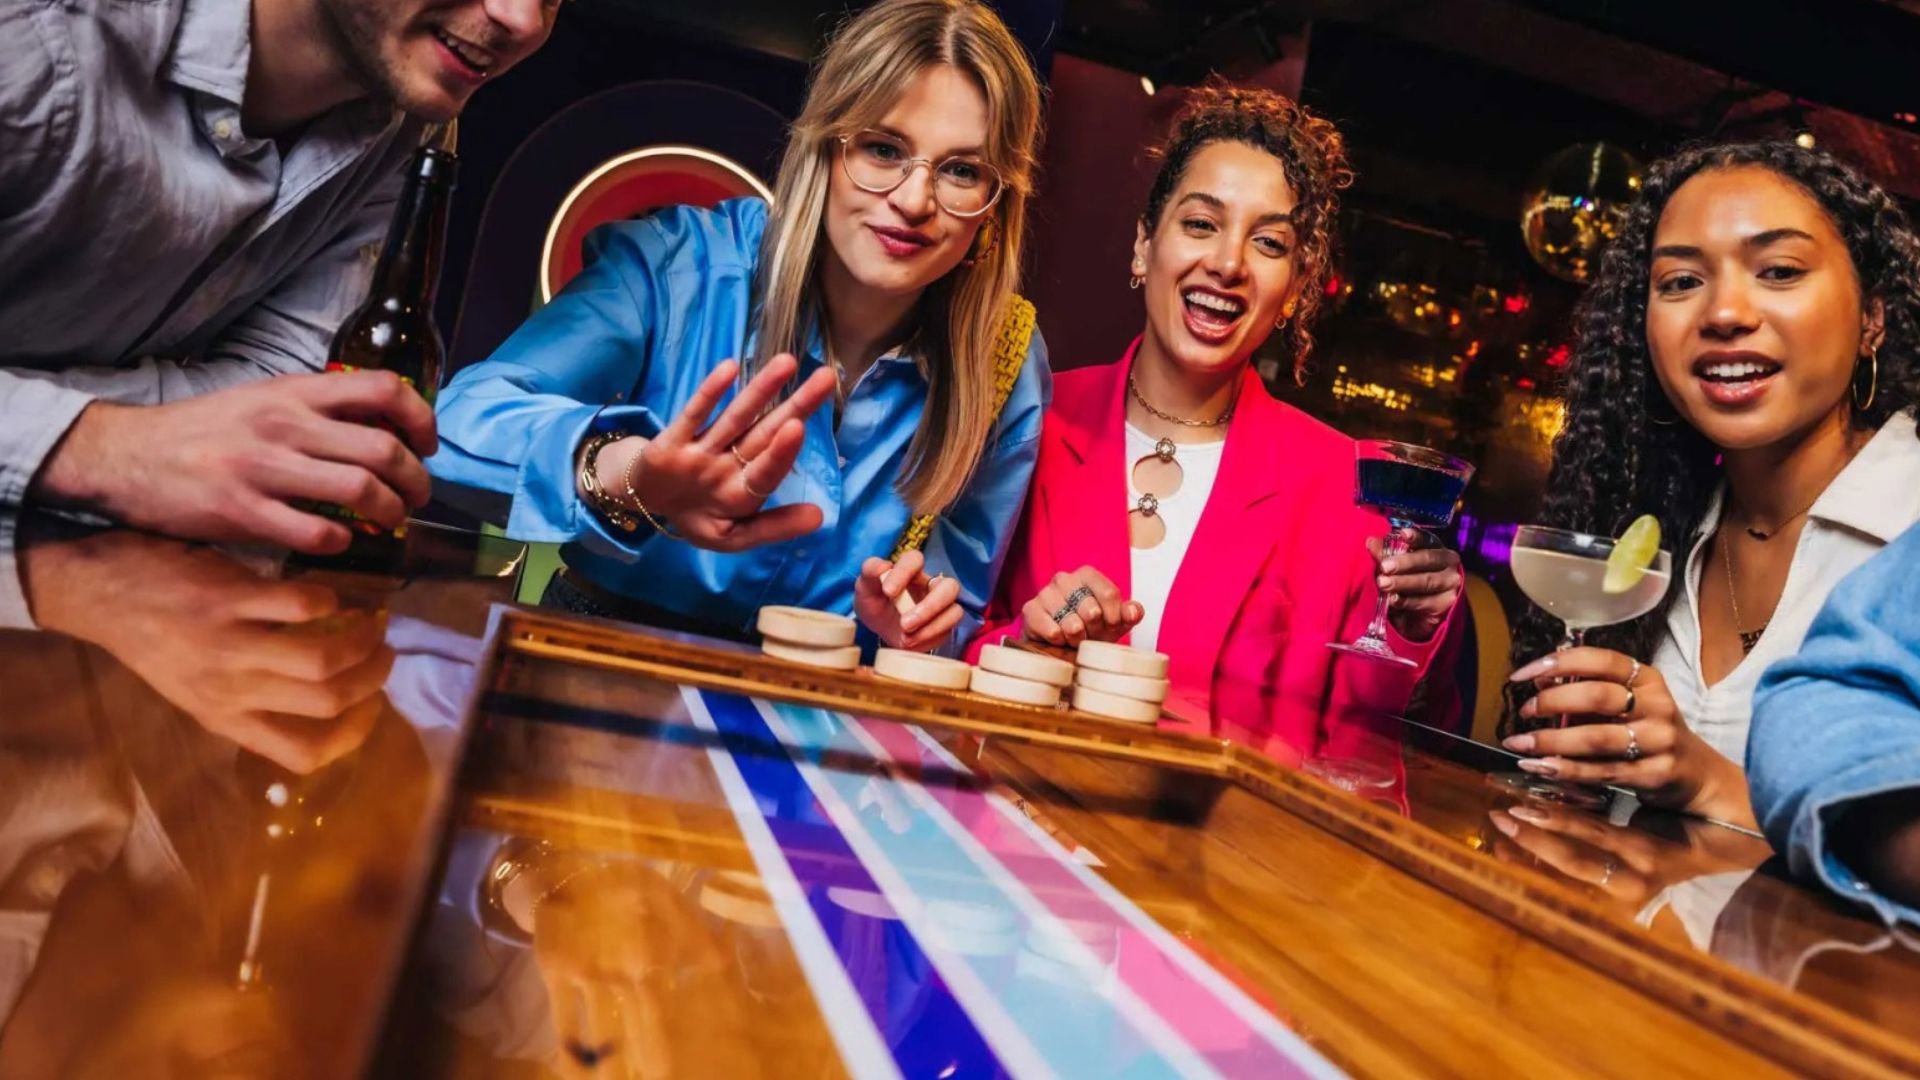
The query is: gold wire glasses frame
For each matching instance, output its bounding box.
[836,130,1005,218]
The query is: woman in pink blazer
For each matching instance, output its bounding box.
[970,85,1464,763]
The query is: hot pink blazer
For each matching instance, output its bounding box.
[970,340,1456,764]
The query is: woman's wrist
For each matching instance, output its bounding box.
[1683,747,1757,830]
[577,431,640,532]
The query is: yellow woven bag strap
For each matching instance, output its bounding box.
[891,294,1036,560]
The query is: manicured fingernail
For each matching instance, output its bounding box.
[1511,657,1555,682]
[1489,811,1519,837]
[1518,699,1539,719]
[1517,758,1559,777]
[1377,576,1393,590]
[1503,734,1536,752]
[1507,805,1550,825]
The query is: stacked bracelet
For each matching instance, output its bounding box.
[578,430,677,539]
[578,431,638,532]
[621,443,676,537]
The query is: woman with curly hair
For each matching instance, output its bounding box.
[970,85,1464,760]
[1504,141,1920,829]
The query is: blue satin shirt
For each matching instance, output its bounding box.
[429,198,1050,649]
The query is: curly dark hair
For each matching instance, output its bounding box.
[1140,81,1354,382]
[1505,139,1920,732]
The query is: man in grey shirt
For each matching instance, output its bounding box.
[1,0,559,622]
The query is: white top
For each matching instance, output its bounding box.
[1652,411,1920,768]
[1124,423,1226,653]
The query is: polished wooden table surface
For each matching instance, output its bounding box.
[3,513,1916,1078]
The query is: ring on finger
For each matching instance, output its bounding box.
[1597,857,1618,887]
[1622,723,1642,762]
[1052,585,1095,625]
[1625,657,1642,688]
[730,444,752,470]
[1619,685,1637,718]
[742,474,772,500]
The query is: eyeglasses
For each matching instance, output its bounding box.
[837,130,1004,219]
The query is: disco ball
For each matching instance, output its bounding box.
[1520,143,1644,284]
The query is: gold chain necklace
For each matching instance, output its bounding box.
[1717,528,1765,654]
[1128,371,1236,428]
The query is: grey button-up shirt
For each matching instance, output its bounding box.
[0,0,426,625]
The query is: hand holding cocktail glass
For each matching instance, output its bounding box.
[1500,520,1752,823]
[1327,439,1475,666]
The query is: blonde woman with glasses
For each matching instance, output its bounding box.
[971,85,1463,762]
[431,0,1047,653]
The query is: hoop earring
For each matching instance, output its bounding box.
[1128,274,1143,290]
[1853,346,1879,412]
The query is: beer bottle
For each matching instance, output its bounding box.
[318,133,458,565]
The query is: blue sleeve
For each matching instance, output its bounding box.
[1751,524,1920,928]
[428,201,764,547]
[921,328,1052,656]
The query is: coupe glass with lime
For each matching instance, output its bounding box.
[1509,521,1671,653]
[1509,518,1671,733]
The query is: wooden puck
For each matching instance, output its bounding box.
[872,648,973,690]
[977,643,1075,688]
[761,638,861,670]
[1070,684,1162,724]
[1074,666,1170,704]
[968,666,1062,707]
[1076,640,1169,679]
[756,605,857,648]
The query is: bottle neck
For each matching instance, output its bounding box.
[369,147,457,312]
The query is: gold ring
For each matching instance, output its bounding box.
[1625,657,1642,687]
[730,444,752,470]
[1620,687,1637,719]
[742,475,772,500]
[1622,723,1642,761]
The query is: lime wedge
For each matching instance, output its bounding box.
[1604,515,1662,594]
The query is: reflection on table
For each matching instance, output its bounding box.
[3,512,1918,1077]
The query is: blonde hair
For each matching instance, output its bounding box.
[750,0,1043,514]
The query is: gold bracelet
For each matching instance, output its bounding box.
[578,431,638,532]
[621,442,677,538]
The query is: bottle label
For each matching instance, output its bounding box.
[324,361,419,393]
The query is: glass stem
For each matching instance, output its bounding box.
[1554,624,1585,728]
[1364,525,1411,643]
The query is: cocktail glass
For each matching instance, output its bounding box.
[1507,525,1673,802]
[1509,525,1672,655]
[1327,440,1476,667]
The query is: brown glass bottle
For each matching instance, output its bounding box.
[319,144,458,566]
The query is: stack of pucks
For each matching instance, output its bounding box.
[971,643,1074,707]
[1070,641,1170,724]
[871,647,974,690]
[756,605,860,670]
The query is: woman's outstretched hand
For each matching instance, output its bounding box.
[591,354,838,552]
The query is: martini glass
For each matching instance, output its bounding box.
[1504,524,1672,804]
[1509,525,1672,658]
[1327,440,1476,667]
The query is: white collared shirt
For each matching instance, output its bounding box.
[1654,411,1920,768]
